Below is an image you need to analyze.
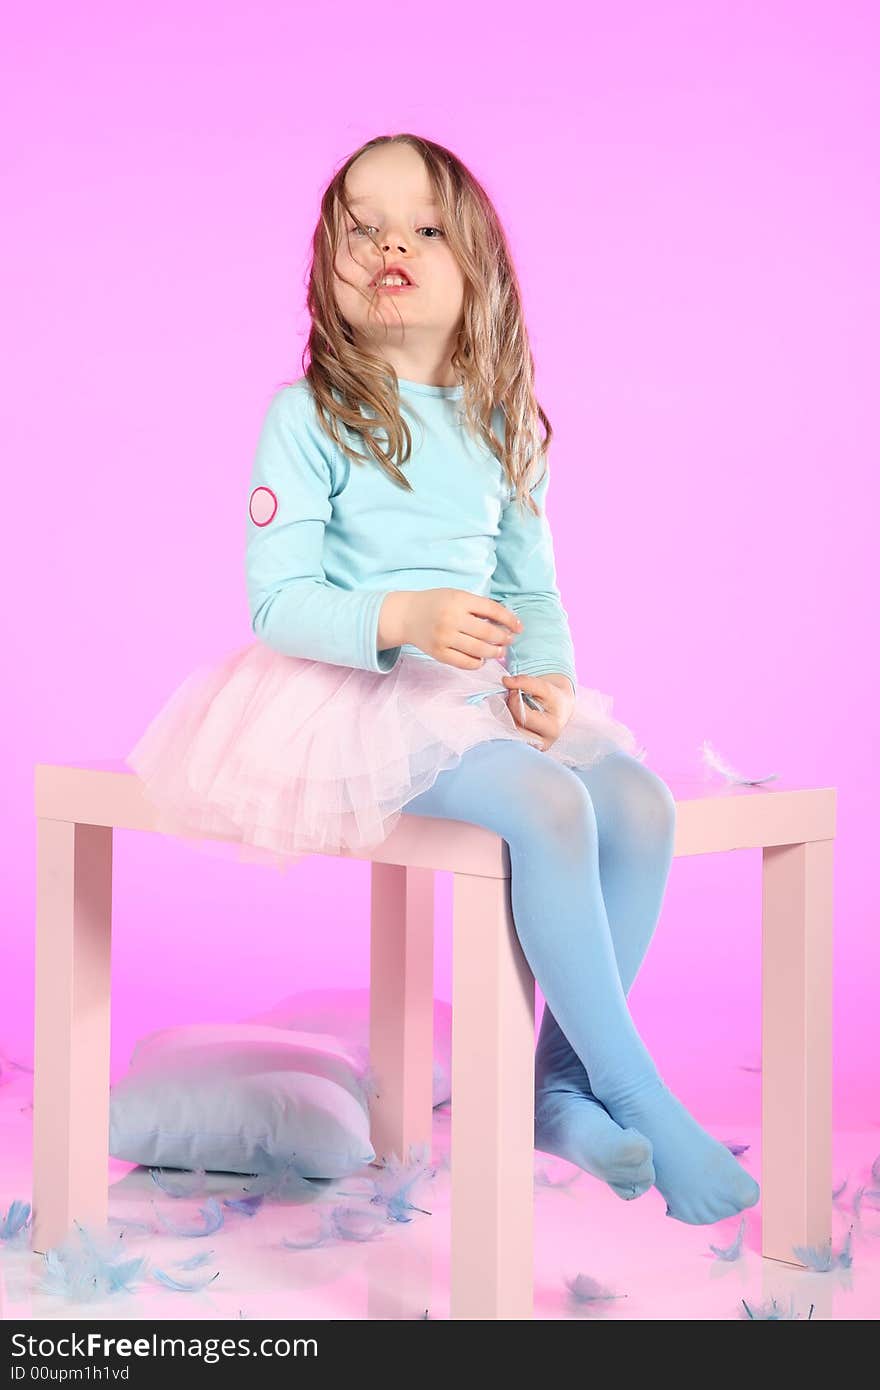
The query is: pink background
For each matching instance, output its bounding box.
[2,2,876,1128]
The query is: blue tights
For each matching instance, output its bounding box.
[401,739,760,1225]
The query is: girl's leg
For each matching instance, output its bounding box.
[402,738,759,1225]
[535,750,676,1138]
[404,742,654,1202]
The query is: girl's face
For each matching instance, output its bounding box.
[334,144,465,361]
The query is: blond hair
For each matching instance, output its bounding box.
[284,133,552,516]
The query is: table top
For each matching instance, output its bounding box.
[33,759,837,869]
[35,757,834,802]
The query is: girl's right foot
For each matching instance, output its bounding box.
[604,1078,760,1224]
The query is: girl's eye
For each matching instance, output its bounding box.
[348,224,444,238]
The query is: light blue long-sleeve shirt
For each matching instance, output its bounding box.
[245,376,578,694]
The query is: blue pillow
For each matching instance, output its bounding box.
[109,1023,375,1179]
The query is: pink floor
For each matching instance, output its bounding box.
[1,1066,878,1320]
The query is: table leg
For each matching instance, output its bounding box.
[450,871,534,1319]
[369,863,435,1165]
[32,819,113,1253]
[762,838,833,1264]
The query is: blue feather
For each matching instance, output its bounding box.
[330,1204,385,1242]
[152,1267,220,1292]
[74,1223,146,1294]
[223,1195,264,1216]
[356,1064,381,1107]
[832,1178,848,1201]
[535,1163,581,1189]
[149,1168,207,1198]
[154,1197,224,1238]
[343,1145,436,1222]
[791,1238,834,1271]
[709,1216,746,1260]
[103,1257,147,1294]
[282,1212,334,1250]
[174,1250,216,1269]
[871,1152,880,1185]
[855,1188,880,1213]
[791,1228,854,1272]
[565,1273,628,1305]
[0,1199,31,1241]
[741,1295,814,1319]
[107,1215,155,1234]
[700,740,779,787]
[0,1049,33,1084]
[464,686,508,706]
[241,1154,321,1200]
[283,1204,386,1246]
[38,1222,147,1301]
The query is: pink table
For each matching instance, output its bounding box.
[32,759,835,1319]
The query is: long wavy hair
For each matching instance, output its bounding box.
[287,133,553,516]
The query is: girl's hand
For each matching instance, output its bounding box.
[396,588,524,670]
[501,674,575,752]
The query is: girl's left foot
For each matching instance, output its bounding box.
[535,1089,655,1200]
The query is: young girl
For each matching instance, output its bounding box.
[126,134,760,1228]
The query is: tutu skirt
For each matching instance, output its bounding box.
[125,642,647,873]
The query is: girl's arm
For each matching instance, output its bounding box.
[245,385,402,673]
[489,458,578,697]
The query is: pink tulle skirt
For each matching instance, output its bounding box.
[124,641,647,873]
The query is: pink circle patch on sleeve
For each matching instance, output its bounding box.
[249,486,278,526]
